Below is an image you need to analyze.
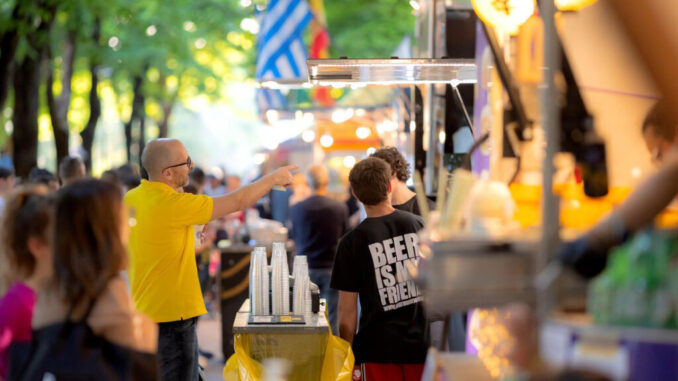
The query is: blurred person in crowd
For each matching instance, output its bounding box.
[58,155,86,186]
[289,164,348,333]
[371,147,434,215]
[332,157,428,381]
[642,99,676,165]
[0,147,11,170]
[117,164,141,192]
[125,138,295,381]
[28,168,58,192]
[270,186,292,224]
[226,175,241,193]
[118,163,140,178]
[27,180,156,378]
[371,147,463,351]
[345,186,363,229]
[0,166,15,216]
[225,175,246,224]
[560,99,678,279]
[0,186,52,379]
[289,172,310,206]
[204,169,226,197]
[189,167,206,195]
[100,169,122,189]
[183,182,210,292]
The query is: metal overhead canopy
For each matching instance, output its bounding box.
[307,58,477,85]
[256,78,312,90]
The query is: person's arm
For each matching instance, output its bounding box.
[210,166,297,220]
[588,147,678,245]
[337,291,358,344]
[561,147,678,278]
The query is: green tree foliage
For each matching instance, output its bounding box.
[0,0,412,176]
[325,0,414,58]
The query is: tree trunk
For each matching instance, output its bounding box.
[138,106,146,165]
[80,18,101,173]
[12,55,41,179]
[124,109,133,162]
[81,64,100,172]
[46,31,76,166]
[158,101,175,138]
[0,4,20,111]
[124,74,145,163]
[157,74,178,139]
[11,2,57,179]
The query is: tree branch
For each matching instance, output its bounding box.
[124,73,146,162]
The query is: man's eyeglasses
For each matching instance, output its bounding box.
[163,156,192,172]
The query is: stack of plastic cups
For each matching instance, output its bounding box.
[271,242,290,315]
[249,247,269,315]
[292,256,309,315]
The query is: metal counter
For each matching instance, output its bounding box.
[233,299,328,334]
[231,299,330,381]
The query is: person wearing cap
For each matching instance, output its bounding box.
[204,168,226,197]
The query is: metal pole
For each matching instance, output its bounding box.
[452,85,474,130]
[538,0,561,318]
[424,0,437,194]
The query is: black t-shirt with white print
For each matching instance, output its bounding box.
[393,194,436,217]
[330,209,428,364]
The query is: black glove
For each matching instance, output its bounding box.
[558,236,609,279]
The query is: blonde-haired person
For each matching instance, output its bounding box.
[0,186,53,379]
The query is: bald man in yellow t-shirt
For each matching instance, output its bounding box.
[125,138,295,381]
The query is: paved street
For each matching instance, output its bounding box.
[198,312,225,381]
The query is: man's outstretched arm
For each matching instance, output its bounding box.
[210,165,297,220]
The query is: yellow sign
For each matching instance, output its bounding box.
[471,0,535,35]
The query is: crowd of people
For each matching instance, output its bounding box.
[0,139,295,381]
[0,132,479,381]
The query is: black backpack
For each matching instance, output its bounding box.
[7,293,158,381]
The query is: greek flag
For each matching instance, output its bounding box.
[256,0,313,111]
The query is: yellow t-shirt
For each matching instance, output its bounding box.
[124,180,213,323]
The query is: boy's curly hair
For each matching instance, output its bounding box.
[370,147,410,182]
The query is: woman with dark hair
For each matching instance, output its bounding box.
[0,186,52,379]
[32,179,156,353]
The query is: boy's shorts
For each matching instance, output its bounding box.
[352,363,425,381]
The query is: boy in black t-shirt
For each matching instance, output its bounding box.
[371,146,466,352]
[331,157,428,381]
